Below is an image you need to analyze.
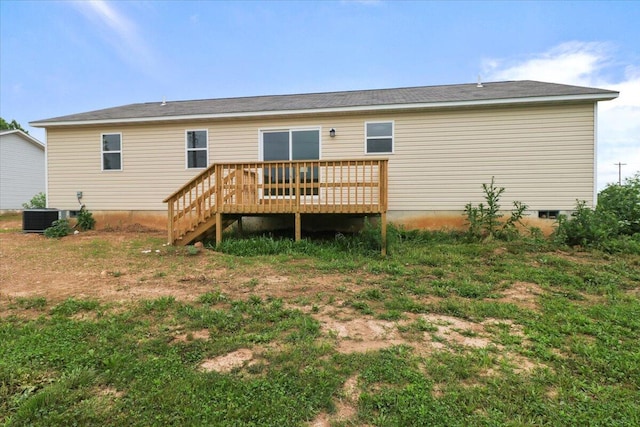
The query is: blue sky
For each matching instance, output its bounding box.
[1,0,638,188]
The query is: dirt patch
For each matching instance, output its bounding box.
[310,308,521,354]
[495,281,543,311]
[96,386,125,398]
[0,227,362,318]
[309,375,361,427]
[172,329,210,343]
[552,250,601,265]
[199,348,254,373]
[625,287,640,298]
[1,218,21,231]
[422,314,494,349]
[314,306,406,354]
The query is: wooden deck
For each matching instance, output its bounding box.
[164,159,388,253]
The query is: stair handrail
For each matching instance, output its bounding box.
[163,162,217,203]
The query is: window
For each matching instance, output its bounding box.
[365,121,393,154]
[538,210,559,219]
[102,133,122,171]
[186,130,208,169]
[261,128,320,196]
[262,129,320,162]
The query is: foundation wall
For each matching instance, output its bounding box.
[87,209,562,236]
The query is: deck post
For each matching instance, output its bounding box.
[167,200,174,245]
[215,165,223,246]
[380,212,387,257]
[237,216,243,236]
[216,212,222,246]
[294,213,301,241]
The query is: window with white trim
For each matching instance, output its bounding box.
[102,133,122,171]
[365,121,393,154]
[186,130,208,169]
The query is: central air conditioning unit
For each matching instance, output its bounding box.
[22,209,60,233]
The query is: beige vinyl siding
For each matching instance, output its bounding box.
[46,102,595,212]
[389,103,595,211]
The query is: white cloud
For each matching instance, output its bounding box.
[483,41,640,189]
[70,0,159,77]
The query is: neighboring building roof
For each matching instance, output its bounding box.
[31,80,619,127]
[0,129,45,149]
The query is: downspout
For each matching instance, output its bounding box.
[593,103,598,207]
[44,128,49,208]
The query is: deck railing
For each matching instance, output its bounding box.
[164,159,388,245]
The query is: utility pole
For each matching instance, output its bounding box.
[614,162,627,185]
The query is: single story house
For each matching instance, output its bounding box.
[30,80,618,246]
[0,129,46,211]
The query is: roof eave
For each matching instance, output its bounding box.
[30,92,619,128]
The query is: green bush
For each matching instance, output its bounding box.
[76,206,95,231]
[22,192,46,209]
[597,172,640,236]
[555,171,639,251]
[555,200,619,247]
[44,219,72,239]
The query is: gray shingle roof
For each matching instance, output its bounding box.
[31,80,618,126]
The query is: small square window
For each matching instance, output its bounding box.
[366,121,393,154]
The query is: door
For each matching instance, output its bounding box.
[262,129,320,196]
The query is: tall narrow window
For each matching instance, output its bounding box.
[186,130,208,169]
[365,121,393,154]
[102,133,122,171]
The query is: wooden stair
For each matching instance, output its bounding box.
[174,216,239,246]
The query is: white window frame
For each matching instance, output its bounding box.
[185,129,208,169]
[364,120,394,154]
[101,132,122,171]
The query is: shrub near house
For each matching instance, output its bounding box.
[555,172,640,252]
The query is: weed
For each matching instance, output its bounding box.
[348,301,374,315]
[198,291,228,305]
[75,206,95,231]
[245,278,260,288]
[14,296,47,310]
[44,219,72,239]
[50,298,100,316]
[464,177,528,241]
[142,296,176,312]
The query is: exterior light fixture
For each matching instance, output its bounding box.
[329,128,336,138]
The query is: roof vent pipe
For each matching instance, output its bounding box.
[477,76,483,88]
[161,97,166,106]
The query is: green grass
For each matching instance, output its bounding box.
[1,230,639,426]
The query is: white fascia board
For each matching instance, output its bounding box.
[30,92,619,128]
